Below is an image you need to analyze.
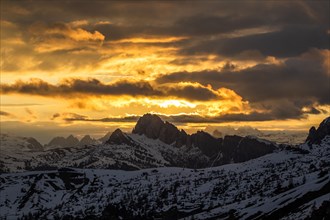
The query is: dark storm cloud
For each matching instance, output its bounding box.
[163,102,324,123]
[0,78,224,101]
[60,113,205,124]
[180,26,329,58]
[163,84,219,101]
[51,112,140,123]
[58,109,312,124]
[64,115,140,123]
[3,1,328,39]
[2,1,329,123]
[156,49,330,120]
[58,113,89,122]
[0,78,159,97]
[2,1,329,65]
[53,112,261,124]
[156,49,330,104]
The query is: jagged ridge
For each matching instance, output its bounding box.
[132,113,277,165]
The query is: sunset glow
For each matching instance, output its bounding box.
[1,1,329,142]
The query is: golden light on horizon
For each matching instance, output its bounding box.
[1,1,329,142]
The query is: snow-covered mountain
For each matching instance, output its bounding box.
[0,133,44,172]
[0,114,277,172]
[0,116,329,219]
[0,117,329,219]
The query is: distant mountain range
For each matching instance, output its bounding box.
[0,115,329,219]
[210,126,306,145]
[0,114,279,172]
[45,134,99,149]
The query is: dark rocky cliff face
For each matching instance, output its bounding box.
[106,129,131,145]
[132,114,188,146]
[132,113,277,165]
[235,137,276,162]
[159,122,182,145]
[132,114,164,139]
[221,135,242,163]
[25,137,44,151]
[190,131,220,157]
[306,117,330,145]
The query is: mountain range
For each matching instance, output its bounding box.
[0,114,278,172]
[45,134,98,149]
[0,114,329,219]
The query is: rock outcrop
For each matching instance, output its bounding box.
[306,117,330,145]
[132,113,277,164]
[133,114,165,139]
[47,137,67,147]
[99,132,113,144]
[25,137,44,151]
[66,135,79,147]
[106,129,132,145]
[132,113,188,146]
[78,135,96,146]
[190,131,219,157]
[47,135,79,148]
[235,136,276,162]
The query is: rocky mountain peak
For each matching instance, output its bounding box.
[47,136,67,147]
[132,113,188,146]
[132,113,165,139]
[46,135,79,148]
[65,135,79,146]
[25,137,44,151]
[99,131,112,144]
[306,116,330,145]
[191,131,220,157]
[79,135,96,146]
[132,114,277,161]
[106,129,131,145]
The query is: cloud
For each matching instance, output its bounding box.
[52,112,139,123]
[25,108,37,120]
[1,1,329,125]
[52,110,315,124]
[0,78,239,102]
[28,22,105,52]
[179,26,329,58]
[155,49,330,119]
[53,112,88,122]
[28,22,105,42]
[156,49,330,104]
[0,103,42,107]
[161,83,219,101]
[51,113,61,120]
[4,1,328,41]
[0,111,14,117]
[2,1,328,74]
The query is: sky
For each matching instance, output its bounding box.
[0,0,329,143]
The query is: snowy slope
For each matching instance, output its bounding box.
[0,114,279,173]
[1,131,277,173]
[0,133,44,172]
[0,133,211,172]
[1,135,329,219]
